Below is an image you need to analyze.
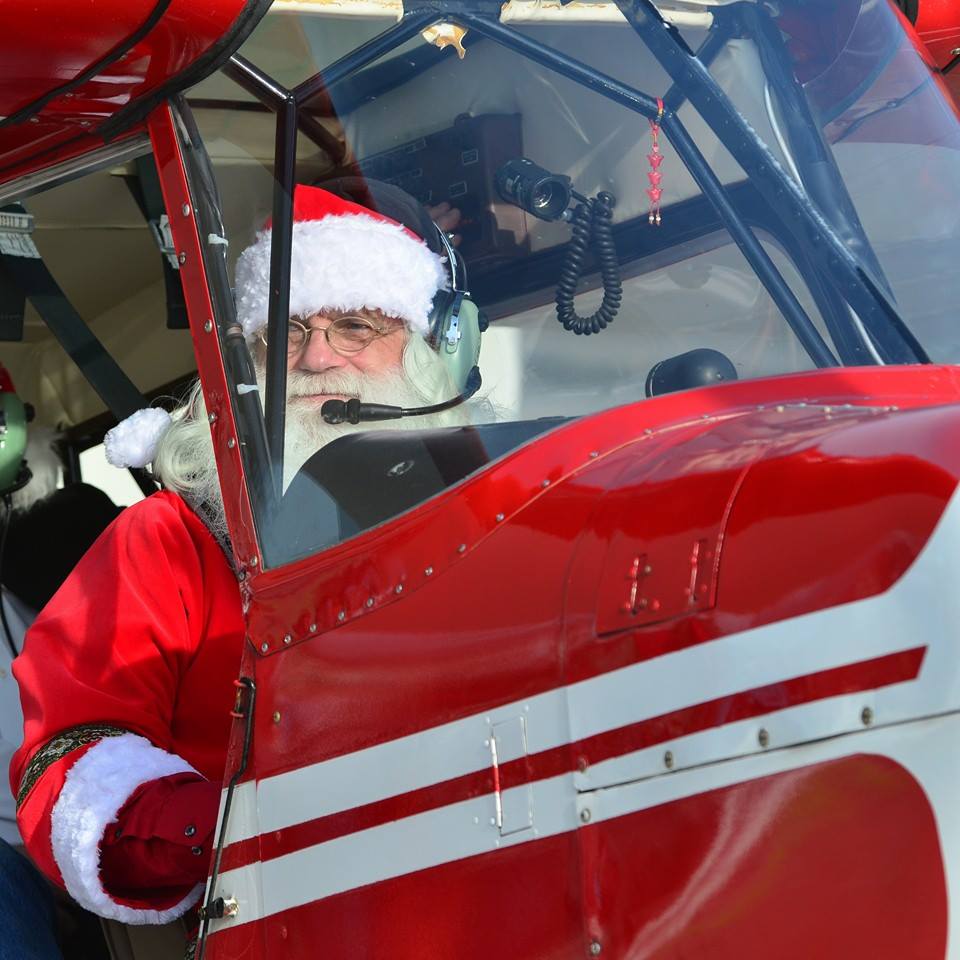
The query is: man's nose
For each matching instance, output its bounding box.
[294,329,347,372]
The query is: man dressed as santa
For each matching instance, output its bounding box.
[9,182,469,929]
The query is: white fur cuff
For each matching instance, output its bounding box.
[51,733,205,924]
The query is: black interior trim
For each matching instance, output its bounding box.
[0,0,174,129]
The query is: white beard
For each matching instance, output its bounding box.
[280,365,461,488]
[166,338,471,544]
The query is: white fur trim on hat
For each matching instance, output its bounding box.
[50,733,204,923]
[235,213,448,339]
[104,408,172,469]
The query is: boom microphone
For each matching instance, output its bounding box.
[321,368,481,425]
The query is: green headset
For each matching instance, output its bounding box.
[425,225,483,398]
[0,368,29,497]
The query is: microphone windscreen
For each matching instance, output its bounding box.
[321,399,348,424]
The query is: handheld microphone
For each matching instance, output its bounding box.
[321,367,481,425]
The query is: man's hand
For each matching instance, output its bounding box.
[427,201,463,247]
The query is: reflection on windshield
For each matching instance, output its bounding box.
[182,0,960,566]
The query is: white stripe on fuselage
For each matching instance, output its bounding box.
[209,486,960,930]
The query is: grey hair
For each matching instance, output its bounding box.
[151,380,218,501]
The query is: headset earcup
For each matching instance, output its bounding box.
[428,289,456,348]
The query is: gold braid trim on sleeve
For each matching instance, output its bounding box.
[16,723,129,809]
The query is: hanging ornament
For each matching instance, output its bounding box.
[647,97,665,226]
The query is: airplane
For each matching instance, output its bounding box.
[3,0,960,958]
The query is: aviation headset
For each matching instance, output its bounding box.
[0,365,29,497]
[321,177,483,397]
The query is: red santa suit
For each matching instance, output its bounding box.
[10,490,243,923]
[10,183,450,925]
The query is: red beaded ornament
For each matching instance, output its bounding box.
[647,97,665,226]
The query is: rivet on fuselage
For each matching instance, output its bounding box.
[425,566,434,576]
[664,750,674,769]
[366,598,375,608]
[282,635,291,645]
[204,320,213,333]
[458,543,467,554]
[260,642,269,653]
[309,623,317,633]
[337,610,346,622]
[182,203,191,216]
[395,584,404,594]
[590,941,602,956]
[758,728,770,748]
[861,706,874,726]
[495,513,505,522]
[580,808,592,823]
[272,711,281,723]
[589,450,600,458]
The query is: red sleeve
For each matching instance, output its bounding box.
[100,773,221,911]
[9,494,213,920]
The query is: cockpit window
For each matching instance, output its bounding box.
[179,0,957,568]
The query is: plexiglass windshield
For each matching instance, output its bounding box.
[180,0,960,568]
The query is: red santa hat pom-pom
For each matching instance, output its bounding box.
[104,408,172,468]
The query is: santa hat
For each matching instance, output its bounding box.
[105,184,449,468]
[234,184,448,340]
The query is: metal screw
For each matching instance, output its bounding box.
[204,319,213,333]
[952,47,960,56]
[457,543,467,553]
[758,728,770,748]
[282,634,291,645]
[249,556,258,567]
[580,808,592,823]
[664,750,674,769]
[425,566,434,576]
[191,845,203,856]
[208,412,217,423]
[366,597,375,608]
[590,941,602,957]
[861,706,874,726]
[178,251,187,265]
[272,711,281,723]
[495,513,505,522]
[589,451,599,458]
[309,623,317,633]
[395,584,403,594]
[337,610,346,622]
[182,203,191,216]
[260,642,269,653]
[541,479,550,488]
[184,824,196,837]
[227,438,236,449]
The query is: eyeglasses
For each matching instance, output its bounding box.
[258,315,395,358]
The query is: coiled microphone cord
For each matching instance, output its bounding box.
[555,190,622,335]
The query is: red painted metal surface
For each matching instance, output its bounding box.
[0,0,256,184]
[580,756,947,959]
[148,104,260,570]
[201,365,960,958]
[212,833,587,960]
[916,0,960,68]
